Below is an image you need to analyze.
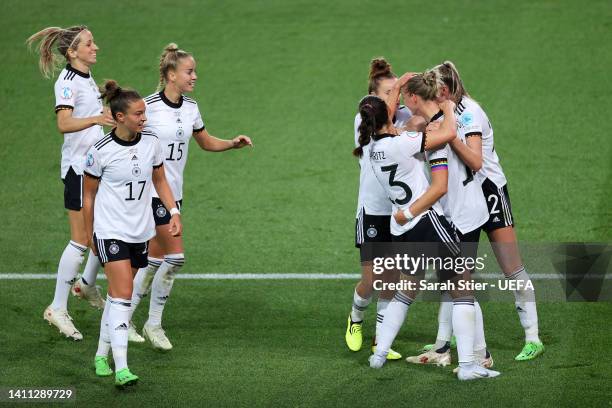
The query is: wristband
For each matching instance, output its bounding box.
[170,207,180,216]
[403,208,415,222]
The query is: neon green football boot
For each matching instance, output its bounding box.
[345,316,363,351]
[515,342,544,361]
[115,368,139,388]
[422,336,456,352]
[371,346,402,360]
[94,356,113,377]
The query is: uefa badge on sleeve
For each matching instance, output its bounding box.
[62,87,73,100]
[86,153,94,167]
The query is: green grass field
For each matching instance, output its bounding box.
[1,0,611,406]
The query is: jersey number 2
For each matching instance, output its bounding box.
[125,181,146,201]
[381,164,412,205]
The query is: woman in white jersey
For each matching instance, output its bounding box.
[128,44,252,350]
[345,58,423,360]
[430,62,543,361]
[83,80,182,388]
[364,73,499,380]
[27,26,113,340]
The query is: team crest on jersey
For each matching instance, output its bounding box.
[109,243,120,255]
[132,166,141,177]
[461,112,474,126]
[367,227,378,238]
[156,206,167,218]
[176,128,184,138]
[61,87,73,100]
[86,153,94,167]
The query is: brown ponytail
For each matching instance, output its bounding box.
[99,80,142,119]
[354,96,388,157]
[367,57,396,94]
[26,25,87,78]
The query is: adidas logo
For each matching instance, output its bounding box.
[493,216,501,222]
[132,155,138,160]
[115,323,128,331]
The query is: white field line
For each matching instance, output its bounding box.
[0,273,609,280]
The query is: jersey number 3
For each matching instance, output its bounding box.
[381,164,412,205]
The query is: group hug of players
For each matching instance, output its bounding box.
[345,59,544,380]
[27,25,252,388]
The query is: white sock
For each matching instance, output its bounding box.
[50,241,86,310]
[350,289,371,322]
[453,297,475,367]
[508,266,540,343]
[147,254,184,327]
[375,298,390,342]
[96,297,111,357]
[433,291,453,350]
[375,292,413,357]
[474,300,487,360]
[81,250,101,286]
[131,257,162,318]
[108,296,131,371]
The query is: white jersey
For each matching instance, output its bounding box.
[427,110,488,234]
[143,92,205,201]
[456,97,507,187]
[54,64,104,178]
[369,131,444,236]
[84,130,164,243]
[355,105,412,217]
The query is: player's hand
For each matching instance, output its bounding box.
[393,210,408,226]
[438,99,456,113]
[399,72,417,86]
[169,214,182,237]
[97,108,115,127]
[425,121,441,132]
[389,125,400,135]
[232,135,253,148]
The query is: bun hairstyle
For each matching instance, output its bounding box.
[158,43,192,91]
[431,60,469,103]
[368,57,396,94]
[403,70,444,101]
[26,25,88,78]
[353,95,389,157]
[99,80,142,119]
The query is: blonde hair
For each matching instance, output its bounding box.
[26,25,88,78]
[431,61,469,102]
[157,43,192,91]
[403,71,443,101]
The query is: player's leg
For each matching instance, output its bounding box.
[483,180,543,360]
[143,224,184,351]
[45,175,88,340]
[372,268,402,360]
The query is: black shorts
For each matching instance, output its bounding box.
[454,225,482,273]
[392,210,461,281]
[152,198,182,226]
[62,166,82,211]
[93,234,148,269]
[481,178,514,232]
[355,209,392,262]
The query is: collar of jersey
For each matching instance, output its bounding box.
[65,64,90,79]
[111,129,141,146]
[372,133,395,141]
[429,110,444,122]
[159,90,183,109]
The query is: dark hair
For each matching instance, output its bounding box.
[432,61,469,103]
[368,57,396,94]
[99,80,142,119]
[353,96,388,157]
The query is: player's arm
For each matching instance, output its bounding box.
[422,100,457,151]
[394,165,448,226]
[192,129,252,152]
[387,72,417,121]
[449,135,482,171]
[152,165,182,237]
[56,107,114,134]
[82,174,99,254]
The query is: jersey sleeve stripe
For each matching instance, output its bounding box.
[153,163,164,169]
[193,125,205,133]
[55,105,74,113]
[420,133,427,152]
[94,138,113,150]
[465,132,482,138]
[83,171,100,179]
[94,135,112,148]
